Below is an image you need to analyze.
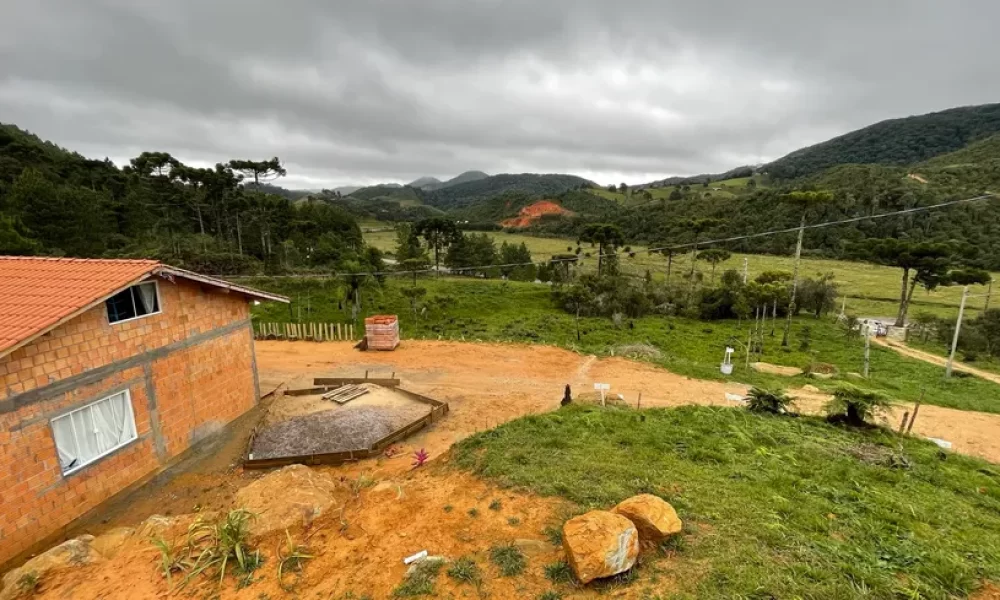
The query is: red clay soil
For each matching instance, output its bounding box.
[14,340,1000,599]
[501,200,572,228]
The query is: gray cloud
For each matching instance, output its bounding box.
[2,0,999,188]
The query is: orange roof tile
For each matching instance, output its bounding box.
[0,256,287,358]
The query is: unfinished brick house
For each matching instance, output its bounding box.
[0,257,287,566]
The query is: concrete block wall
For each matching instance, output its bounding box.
[0,277,257,566]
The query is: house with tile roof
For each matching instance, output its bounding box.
[0,257,288,566]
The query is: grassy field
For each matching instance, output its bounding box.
[454,404,1000,598]
[247,276,1000,414]
[365,229,996,320]
[587,176,763,206]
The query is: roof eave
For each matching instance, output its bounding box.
[154,266,290,303]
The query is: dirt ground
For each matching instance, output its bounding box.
[14,339,1000,599]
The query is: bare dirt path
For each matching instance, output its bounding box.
[875,338,1000,385]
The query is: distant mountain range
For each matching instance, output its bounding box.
[408,170,490,191]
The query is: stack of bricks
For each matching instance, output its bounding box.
[364,315,399,351]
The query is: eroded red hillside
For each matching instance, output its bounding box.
[501,200,572,228]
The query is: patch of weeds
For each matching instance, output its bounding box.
[488,498,503,511]
[393,558,444,597]
[538,592,563,600]
[351,472,377,496]
[543,525,563,546]
[152,536,189,588]
[468,507,479,518]
[337,593,373,600]
[489,544,526,577]
[181,509,259,588]
[592,567,638,592]
[443,504,453,513]
[507,516,521,526]
[544,560,576,584]
[16,571,40,595]
[848,442,912,469]
[447,556,482,585]
[277,530,313,592]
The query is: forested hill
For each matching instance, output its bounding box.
[766,103,1000,179]
[423,173,593,210]
[0,123,378,276]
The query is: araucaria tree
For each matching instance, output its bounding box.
[578,223,624,276]
[696,248,731,283]
[414,217,461,271]
[851,238,952,326]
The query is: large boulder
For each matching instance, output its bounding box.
[89,527,136,560]
[751,362,804,377]
[234,464,343,537]
[562,511,639,584]
[613,494,683,544]
[1,536,103,600]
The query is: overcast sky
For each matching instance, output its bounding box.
[2,1,998,189]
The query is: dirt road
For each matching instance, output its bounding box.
[875,338,1000,385]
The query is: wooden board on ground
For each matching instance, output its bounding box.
[321,384,370,405]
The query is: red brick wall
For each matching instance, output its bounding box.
[0,277,257,566]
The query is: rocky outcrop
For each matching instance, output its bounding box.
[233,464,343,537]
[562,511,638,584]
[751,362,804,377]
[1,537,103,600]
[613,494,683,544]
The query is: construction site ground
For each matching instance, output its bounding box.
[17,340,1000,599]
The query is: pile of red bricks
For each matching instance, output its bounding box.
[364,315,399,351]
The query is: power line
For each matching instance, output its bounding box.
[229,192,996,281]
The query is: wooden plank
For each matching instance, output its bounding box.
[313,377,401,387]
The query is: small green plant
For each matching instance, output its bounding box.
[351,472,377,496]
[826,384,891,426]
[543,525,563,546]
[443,504,453,513]
[544,560,576,584]
[468,507,479,518]
[16,571,40,595]
[181,509,259,588]
[489,544,526,577]
[489,498,503,511]
[447,556,481,585]
[152,536,189,587]
[393,558,444,597]
[507,516,521,526]
[745,387,793,415]
[538,591,563,600]
[798,325,812,351]
[277,530,313,591]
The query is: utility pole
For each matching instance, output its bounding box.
[782,215,806,347]
[742,257,748,284]
[986,279,994,312]
[946,286,970,379]
[863,323,871,379]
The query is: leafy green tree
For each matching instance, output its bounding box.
[445,232,498,277]
[394,223,426,262]
[578,223,624,276]
[696,248,731,282]
[798,274,838,318]
[499,242,536,281]
[415,217,461,271]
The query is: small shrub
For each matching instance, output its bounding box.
[543,525,563,546]
[393,558,444,597]
[544,560,576,584]
[447,556,481,585]
[826,384,891,426]
[507,517,521,526]
[277,530,312,591]
[745,387,793,415]
[489,498,503,511]
[490,544,526,576]
[443,505,453,513]
[468,508,479,518]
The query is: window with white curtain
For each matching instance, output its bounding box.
[106,281,160,324]
[51,390,138,475]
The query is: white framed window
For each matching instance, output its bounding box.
[106,281,161,324]
[51,390,138,475]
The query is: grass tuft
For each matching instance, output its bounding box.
[489,544,526,577]
[446,556,481,585]
[393,559,444,597]
[543,560,576,584]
